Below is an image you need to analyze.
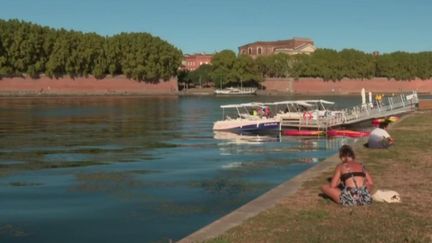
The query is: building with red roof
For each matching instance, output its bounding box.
[182,53,213,71]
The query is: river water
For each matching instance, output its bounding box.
[0,95,362,242]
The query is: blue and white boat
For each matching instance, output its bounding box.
[212,102,280,132]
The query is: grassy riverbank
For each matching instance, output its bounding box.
[209,111,432,242]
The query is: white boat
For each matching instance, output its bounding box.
[214,87,257,95]
[270,99,345,128]
[272,99,340,121]
[213,102,280,132]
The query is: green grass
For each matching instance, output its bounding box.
[206,111,432,243]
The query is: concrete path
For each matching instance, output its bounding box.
[179,154,340,243]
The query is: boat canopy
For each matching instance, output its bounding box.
[270,99,334,106]
[271,101,313,107]
[220,102,271,109]
[219,99,334,109]
[301,99,335,105]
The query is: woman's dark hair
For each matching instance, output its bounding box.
[339,145,355,159]
[379,120,390,129]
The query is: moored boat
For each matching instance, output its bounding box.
[271,99,345,129]
[327,129,370,138]
[282,130,325,136]
[213,102,280,132]
[213,118,280,132]
[214,87,257,96]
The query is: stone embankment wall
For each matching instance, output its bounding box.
[0,75,178,96]
[2,76,431,96]
[263,78,432,95]
[419,99,432,110]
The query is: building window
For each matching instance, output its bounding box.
[241,50,246,55]
[248,48,252,55]
[257,47,262,55]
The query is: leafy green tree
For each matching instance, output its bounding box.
[3,18,432,83]
[291,49,375,81]
[209,50,236,87]
[339,49,375,79]
[255,55,270,78]
[271,53,293,77]
[187,64,212,86]
[45,30,71,78]
[0,19,182,82]
[376,52,419,80]
[115,33,182,81]
[0,34,9,77]
[232,54,261,84]
[415,52,432,80]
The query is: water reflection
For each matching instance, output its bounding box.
[71,170,152,195]
[213,131,281,145]
[213,130,345,175]
[213,130,349,163]
[0,97,180,173]
[0,96,362,242]
[190,176,271,195]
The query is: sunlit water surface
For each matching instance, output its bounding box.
[0,95,365,242]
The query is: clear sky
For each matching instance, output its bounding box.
[1,0,431,54]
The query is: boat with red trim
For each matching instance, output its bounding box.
[282,130,325,136]
[271,100,345,129]
[327,129,370,138]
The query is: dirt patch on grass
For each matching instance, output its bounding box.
[210,111,432,243]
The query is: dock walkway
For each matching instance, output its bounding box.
[281,92,418,130]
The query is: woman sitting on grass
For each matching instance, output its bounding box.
[321,145,373,206]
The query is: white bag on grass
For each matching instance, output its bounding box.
[372,190,401,203]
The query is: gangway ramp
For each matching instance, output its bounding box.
[280,92,418,130]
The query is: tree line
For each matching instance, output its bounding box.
[0,19,182,81]
[179,50,261,88]
[2,19,432,85]
[181,49,432,87]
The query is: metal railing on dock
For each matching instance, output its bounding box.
[281,92,418,130]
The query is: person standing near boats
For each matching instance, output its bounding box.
[375,94,383,106]
[252,109,258,116]
[264,106,271,118]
